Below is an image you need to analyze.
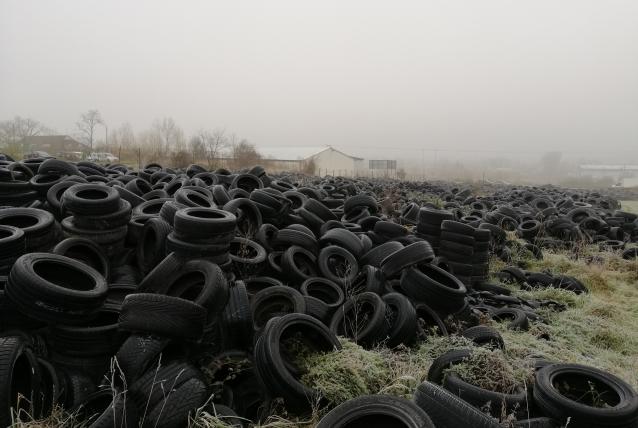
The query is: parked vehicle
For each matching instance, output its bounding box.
[23,151,51,159]
[86,152,118,163]
[56,151,83,161]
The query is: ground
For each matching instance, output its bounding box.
[14,214,638,428]
[621,200,638,213]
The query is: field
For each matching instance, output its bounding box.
[621,200,638,213]
[4,170,638,428]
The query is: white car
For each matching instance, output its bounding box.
[87,152,118,163]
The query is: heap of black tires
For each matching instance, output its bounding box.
[0,155,637,428]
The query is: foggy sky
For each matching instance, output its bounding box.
[1,0,637,159]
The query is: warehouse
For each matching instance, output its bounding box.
[260,146,366,177]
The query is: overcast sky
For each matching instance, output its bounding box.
[1,0,637,159]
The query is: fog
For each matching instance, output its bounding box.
[1,0,637,171]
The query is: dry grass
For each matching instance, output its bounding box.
[13,242,638,427]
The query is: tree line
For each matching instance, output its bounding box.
[0,110,262,169]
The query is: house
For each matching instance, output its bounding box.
[259,146,366,177]
[17,135,88,157]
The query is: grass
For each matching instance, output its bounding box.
[620,200,638,213]
[491,247,638,388]
[12,243,638,427]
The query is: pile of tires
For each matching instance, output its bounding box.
[0,154,636,427]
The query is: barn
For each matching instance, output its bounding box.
[260,146,365,177]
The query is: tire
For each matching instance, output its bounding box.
[61,217,128,245]
[400,265,467,313]
[251,286,306,330]
[533,363,638,428]
[129,361,204,414]
[440,231,476,246]
[113,185,145,208]
[300,277,345,309]
[119,293,206,340]
[244,276,284,298]
[145,377,208,428]
[382,292,417,347]
[274,228,319,254]
[47,307,122,357]
[281,246,318,284]
[491,307,530,330]
[223,198,263,237]
[461,325,505,350]
[0,335,41,427]
[344,194,378,214]
[229,237,267,275]
[380,241,435,277]
[205,403,244,427]
[444,373,528,416]
[360,241,404,267]
[72,199,132,230]
[173,207,236,238]
[0,208,55,251]
[220,281,254,350]
[304,198,337,222]
[124,178,152,196]
[114,334,170,385]
[318,227,364,258]
[513,417,561,428]
[254,313,340,412]
[317,394,434,428]
[427,348,473,384]
[52,237,109,281]
[37,158,80,176]
[136,217,172,275]
[441,220,476,235]
[61,184,121,215]
[330,292,388,347]
[374,220,408,238]
[317,245,359,287]
[351,264,386,295]
[174,188,215,208]
[413,381,501,428]
[160,259,229,316]
[81,389,139,428]
[415,303,448,337]
[7,253,107,324]
[0,225,25,267]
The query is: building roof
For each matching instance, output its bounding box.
[18,135,86,147]
[259,145,363,161]
[580,164,638,171]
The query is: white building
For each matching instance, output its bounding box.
[260,146,366,177]
[579,164,638,187]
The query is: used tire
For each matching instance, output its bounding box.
[533,363,638,428]
[317,394,434,428]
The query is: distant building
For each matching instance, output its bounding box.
[259,146,367,176]
[579,164,638,187]
[17,135,88,156]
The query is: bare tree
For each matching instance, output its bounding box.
[232,139,261,168]
[0,116,50,149]
[76,109,103,151]
[189,128,229,168]
[152,117,183,155]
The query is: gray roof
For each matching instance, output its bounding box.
[259,145,363,161]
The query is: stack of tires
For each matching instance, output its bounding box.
[416,206,454,252]
[167,207,237,264]
[61,184,131,257]
[438,220,475,285]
